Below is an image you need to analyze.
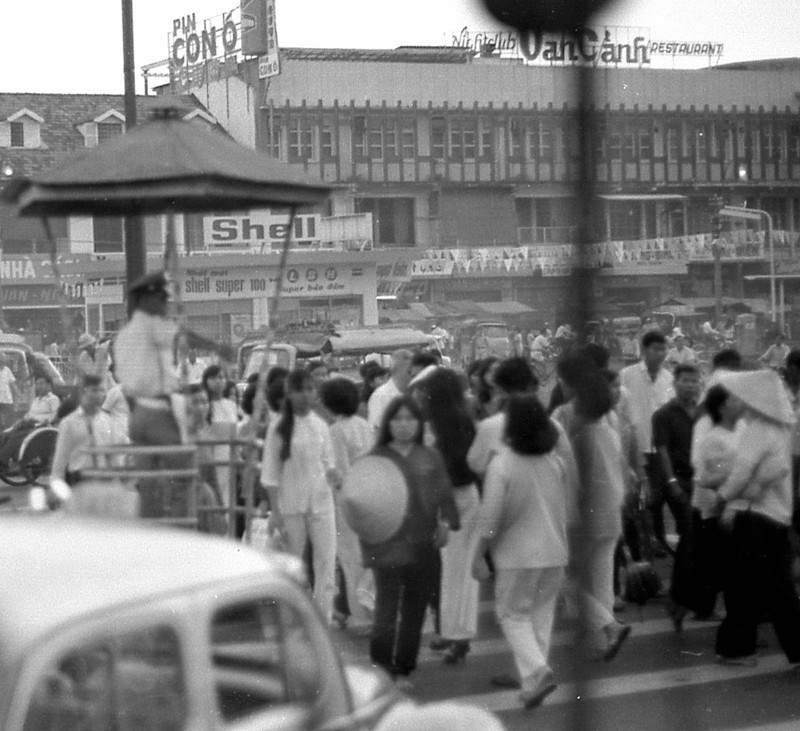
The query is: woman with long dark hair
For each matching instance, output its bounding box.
[557,355,632,662]
[201,363,239,509]
[260,368,339,624]
[363,395,459,685]
[415,368,479,664]
[472,394,577,709]
[320,376,375,631]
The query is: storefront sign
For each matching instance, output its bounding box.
[0,285,83,307]
[450,26,724,67]
[0,257,47,281]
[177,265,362,300]
[170,9,239,69]
[203,211,320,249]
[257,0,280,79]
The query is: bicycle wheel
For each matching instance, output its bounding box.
[0,462,32,487]
[17,427,58,487]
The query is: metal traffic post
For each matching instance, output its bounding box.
[719,205,776,323]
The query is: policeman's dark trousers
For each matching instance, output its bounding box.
[371,548,440,677]
[716,512,800,663]
[129,403,188,518]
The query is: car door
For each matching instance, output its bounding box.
[199,578,353,730]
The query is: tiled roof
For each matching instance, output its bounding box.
[0,92,209,179]
[281,46,474,64]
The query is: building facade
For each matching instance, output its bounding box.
[0,93,379,344]
[184,48,800,327]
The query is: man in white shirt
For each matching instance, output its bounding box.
[178,348,207,385]
[760,333,790,370]
[0,354,17,430]
[665,332,697,368]
[367,349,413,435]
[114,271,231,517]
[0,374,61,468]
[620,330,674,554]
[46,374,139,518]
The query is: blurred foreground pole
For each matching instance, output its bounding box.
[480,2,613,728]
[122,0,146,316]
[572,65,597,332]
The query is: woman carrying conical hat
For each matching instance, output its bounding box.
[713,369,800,667]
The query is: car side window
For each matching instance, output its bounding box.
[211,596,321,724]
[22,624,186,731]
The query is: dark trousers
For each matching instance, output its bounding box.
[679,511,724,617]
[716,512,800,662]
[665,480,694,606]
[371,548,440,677]
[645,455,691,550]
[129,403,189,519]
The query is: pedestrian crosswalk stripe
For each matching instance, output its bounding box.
[448,652,789,714]
[421,617,704,661]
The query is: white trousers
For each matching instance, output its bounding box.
[440,485,482,640]
[283,510,337,624]
[574,535,618,638]
[334,492,372,626]
[495,567,564,691]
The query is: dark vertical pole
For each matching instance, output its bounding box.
[122,0,146,316]
[572,64,597,334]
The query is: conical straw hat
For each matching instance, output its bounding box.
[717,369,795,426]
[341,455,409,544]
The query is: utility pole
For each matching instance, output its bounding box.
[121,0,146,316]
[709,195,724,327]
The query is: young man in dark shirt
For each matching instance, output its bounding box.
[652,363,701,631]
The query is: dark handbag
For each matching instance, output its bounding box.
[622,494,663,607]
[622,549,663,606]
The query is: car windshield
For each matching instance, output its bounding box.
[244,348,293,381]
[480,326,507,339]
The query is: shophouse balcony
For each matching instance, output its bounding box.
[517,226,580,245]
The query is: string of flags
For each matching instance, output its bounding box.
[411,230,800,278]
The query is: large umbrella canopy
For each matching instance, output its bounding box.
[2,100,331,216]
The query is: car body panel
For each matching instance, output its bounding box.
[0,516,418,731]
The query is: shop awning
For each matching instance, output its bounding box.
[599,194,687,201]
[478,301,535,316]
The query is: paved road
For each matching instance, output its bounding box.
[332,558,800,730]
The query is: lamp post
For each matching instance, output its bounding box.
[719,205,776,325]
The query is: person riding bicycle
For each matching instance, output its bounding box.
[665,331,697,369]
[0,373,60,469]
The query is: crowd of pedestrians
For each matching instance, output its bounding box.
[31,271,800,714]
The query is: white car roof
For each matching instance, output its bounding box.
[0,516,275,661]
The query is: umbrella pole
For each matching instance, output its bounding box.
[252,205,297,422]
[163,211,189,388]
